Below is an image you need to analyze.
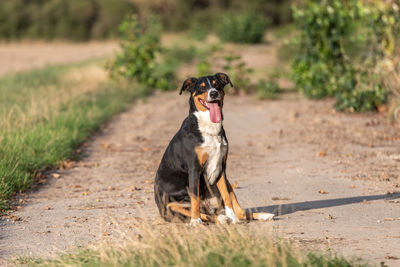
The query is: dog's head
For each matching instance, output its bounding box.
[179,73,233,123]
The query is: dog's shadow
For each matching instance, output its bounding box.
[246,193,400,216]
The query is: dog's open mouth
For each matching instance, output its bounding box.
[199,99,221,123]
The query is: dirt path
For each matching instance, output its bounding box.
[0,41,118,76]
[1,90,399,265]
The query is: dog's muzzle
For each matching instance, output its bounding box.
[208,89,221,101]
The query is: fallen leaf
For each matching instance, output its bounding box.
[51,173,61,179]
[45,206,51,210]
[377,105,387,113]
[72,184,82,189]
[384,218,394,221]
[328,214,334,219]
[101,143,111,149]
[11,215,22,222]
[107,186,115,191]
[318,189,328,194]
[318,151,326,157]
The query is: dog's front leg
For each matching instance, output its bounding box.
[188,168,202,226]
[226,178,274,221]
[216,172,240,223]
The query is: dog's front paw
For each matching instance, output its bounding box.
[225,207,240,224]
[257,212,275,221]
[190,218,203,226]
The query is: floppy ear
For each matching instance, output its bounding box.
[179,77,197,95]
[214,73,233,88]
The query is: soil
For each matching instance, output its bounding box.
[0,41,400,266]
[0,41,118,76]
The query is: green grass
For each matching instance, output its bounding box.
[0,60,144,211]
[16,224,367,267]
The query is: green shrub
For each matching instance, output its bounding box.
[291,0,399,112]
[216,11,269,43]
[0,0,135,40]
[256,72,282,100]
[222,54,254,93]
[107,15,173,91]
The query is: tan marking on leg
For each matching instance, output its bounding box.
[216,173,233,209]
[195,147,208,167]
[190,195,200,219]
[226,179,248,220]
[167,202,191,217]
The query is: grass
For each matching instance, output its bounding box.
[16,224,367,267]
[0,59,145,211]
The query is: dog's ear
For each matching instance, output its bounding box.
[214,73,233,88]
[179,77,198,95]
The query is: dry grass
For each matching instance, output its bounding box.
[17,223,367,267]
[0,59,143,210]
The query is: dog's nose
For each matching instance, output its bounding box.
[210,90,219,99]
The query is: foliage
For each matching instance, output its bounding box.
[257,72,282,100]
[107,15,173,91]
[216,11,269,43]
[0,60,143,211]
[189,22,209,41]
[222,54,254,93]
[0,0,135,41]
[19,224,366,267]
[291,0,400,112]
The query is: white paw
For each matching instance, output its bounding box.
[225,207,240,224]
[190,218,203,226]
[216,214,229,224]
[257,212,275,221]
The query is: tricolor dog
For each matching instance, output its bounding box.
[154,73,274,225]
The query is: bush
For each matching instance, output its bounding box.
[257,72,282,100]
[107,15,173,91]
[0,0,135,41]
[291,0,399,112]
[216,11,269,43]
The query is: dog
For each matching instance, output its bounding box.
[154,73,275,225]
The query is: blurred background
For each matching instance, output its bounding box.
[1,0,400,210]
[0,0,291,40]
[1,0,399,114]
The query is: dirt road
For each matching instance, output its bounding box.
[0,41,117,76]
[1,89,399,265]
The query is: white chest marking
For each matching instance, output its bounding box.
[194,111,228,185]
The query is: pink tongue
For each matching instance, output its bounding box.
[208,102,221,123]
